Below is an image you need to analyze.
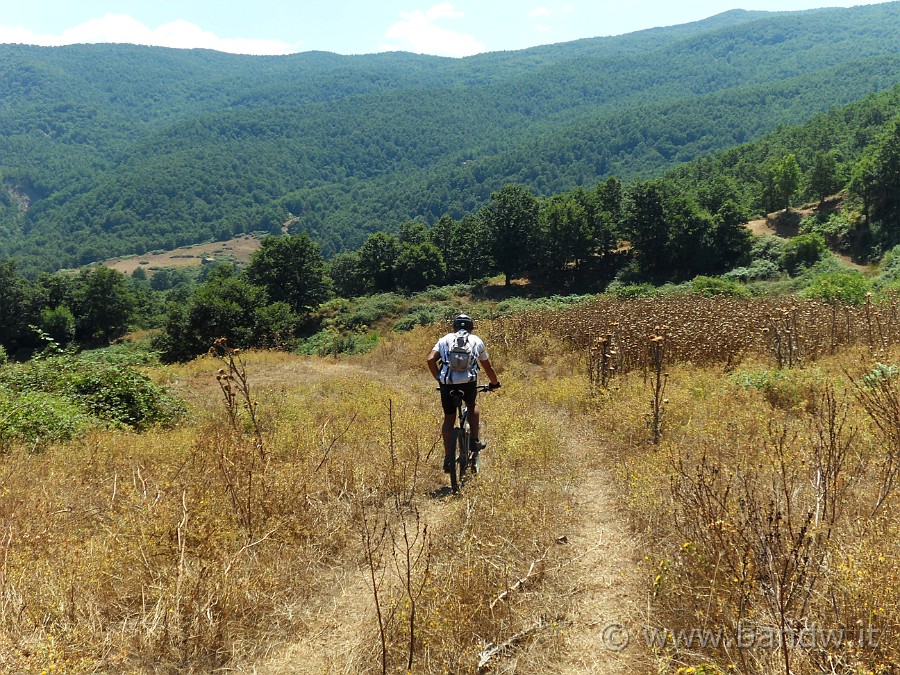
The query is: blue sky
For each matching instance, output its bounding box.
[0,1,890,57]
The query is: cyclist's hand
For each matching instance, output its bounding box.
[488,382,501,390]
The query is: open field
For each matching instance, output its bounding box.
[0,297,898,673]
[102,235,262,275]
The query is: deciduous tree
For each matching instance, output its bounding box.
[73,267,134,344]
[245,234,329,313]
[480,184,539,286]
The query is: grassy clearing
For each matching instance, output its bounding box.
[0,332,589,673]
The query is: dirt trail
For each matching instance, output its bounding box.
[744,201,872,273]
[538,421,649,674]
[243,356,647,673]
[261,566,373,674]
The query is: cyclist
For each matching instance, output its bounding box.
[426,314,500,472]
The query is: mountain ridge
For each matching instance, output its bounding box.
[1,2,899,273]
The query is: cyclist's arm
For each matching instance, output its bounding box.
[479,357,500,386]
[427,349,441,381]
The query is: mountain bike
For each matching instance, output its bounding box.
[443,383,496,493]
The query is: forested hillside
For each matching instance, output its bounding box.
[1,3,899,273]
[1,78,898,363]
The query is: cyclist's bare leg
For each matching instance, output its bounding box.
[442,414,455,456]
[469,404,480,443]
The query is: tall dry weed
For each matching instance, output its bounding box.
[598,353,898,674]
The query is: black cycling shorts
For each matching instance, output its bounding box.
[439,381,478,416]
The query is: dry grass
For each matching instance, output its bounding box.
[488,297,900,674]
[102,235,261,276]
[0,333,592,673]
[611,356,899,674]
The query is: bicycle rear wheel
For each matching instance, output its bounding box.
[457,421,471,484]
[448,428,461,493]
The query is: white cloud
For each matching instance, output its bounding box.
[381,3,485,57]
[426,3,465,19]
[530,8,551,18]
[0,14,297,55]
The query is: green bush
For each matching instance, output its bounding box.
[79,341,162,367]
[295,329,340,356]
[875,244,900,286]
[862,362,900,387]
[722,259,781,282]
[334,293,406,330]
[799,211,851,247]
[296,329,379,356]
[0,345,7,366]
[801,270,871,304]
[0,388,90,446]
[749,235,786,264]
[394,302,459,332]
[491,294,596,315]
[606,282,655,299]
[0,353,186,431]
[691,276,751,298]
[780,233,829,275]
[733,368,822,411]
[392,316,420,332]
[417,284,473,301]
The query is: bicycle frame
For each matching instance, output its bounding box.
[444,384,492,493]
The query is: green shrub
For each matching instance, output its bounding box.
[733,368,822,411]
[0,388,90,446]
[393,302,459,332]
[799,211,851,246]
[801,270,871,304]
[749,235,786,264]
[875,244,900,286]
[606,282,655,299]
[295,329,340,356]
[0,345,6,366]
[392,316,419,332]
[780,233,829,275]
[491,294,595,315]
[691,276,751,298]
[862,362,900,387]
[79,341,162,368]
[334,293,406,330]
[722,259,780,282]
[417,284,473,301]
[405,302,459,318]
[296,329,379,356]
[0,353,186,431]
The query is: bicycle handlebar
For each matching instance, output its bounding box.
[434,383,500,392]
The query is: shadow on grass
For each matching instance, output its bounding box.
[428,485,456,500]
[470,252,625,301]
